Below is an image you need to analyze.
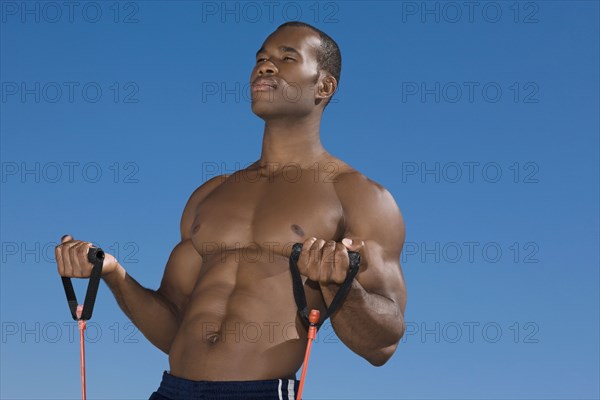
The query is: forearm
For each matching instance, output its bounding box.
[320,279,405,365]
[102,263,179,354]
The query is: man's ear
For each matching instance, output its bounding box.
[316,74,337,102]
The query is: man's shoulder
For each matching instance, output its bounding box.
[190,174,230,198]
[332,161,404,242]
[331,161,402,221]
[332,163,392,203]
[180,174,230,238]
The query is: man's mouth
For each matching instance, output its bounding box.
[251,78,278,92]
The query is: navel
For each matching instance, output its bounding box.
[207,332,220,344]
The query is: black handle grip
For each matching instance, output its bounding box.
[61,246,104,321]
[87,246,105,265]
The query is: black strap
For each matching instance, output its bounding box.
[289,242,360,328]
[61,246,105,321]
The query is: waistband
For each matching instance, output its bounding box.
[155,371,299,400]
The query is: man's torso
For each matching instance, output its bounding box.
[168,159,354,381]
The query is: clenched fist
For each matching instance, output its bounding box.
[55,234,118,278]
[296,237,365,285]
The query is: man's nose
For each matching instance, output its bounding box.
[257,60,278,75]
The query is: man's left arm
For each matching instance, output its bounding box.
[298,173,407,366]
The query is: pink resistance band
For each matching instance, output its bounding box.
[297,309,320,400]
[61,247,104,400]
[76,305,88,400]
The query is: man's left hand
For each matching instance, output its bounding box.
[296,237,365,285]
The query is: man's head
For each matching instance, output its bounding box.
[278,22,342,91]
[250,22,342,120]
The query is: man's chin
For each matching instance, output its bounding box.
[251,101,282,120]
[251,97,312,120]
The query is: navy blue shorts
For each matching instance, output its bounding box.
[149,371,299,400]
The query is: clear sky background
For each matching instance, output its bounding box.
[1,1,598,399]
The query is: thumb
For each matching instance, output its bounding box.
[61,234,73,244]
[341,238,365,252]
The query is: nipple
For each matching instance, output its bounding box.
[291,224,305,237]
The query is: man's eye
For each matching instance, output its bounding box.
[283,57,295,61]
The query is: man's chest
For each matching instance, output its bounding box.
[189,173,345,257]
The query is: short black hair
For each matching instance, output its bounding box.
[275,21,342,105]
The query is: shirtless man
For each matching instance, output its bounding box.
[55,21,407,400]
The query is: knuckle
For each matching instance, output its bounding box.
[79,244,89,258]
[308,245,319,258]
[324,251,335,265]
[303,238,316,251]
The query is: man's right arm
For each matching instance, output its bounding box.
[56,174,228,354]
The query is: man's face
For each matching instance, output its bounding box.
[250,26,323,119]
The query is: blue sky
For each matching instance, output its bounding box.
[1,1,598,399]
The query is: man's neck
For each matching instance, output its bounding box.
[258,115,327,167]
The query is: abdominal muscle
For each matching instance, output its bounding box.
[168,251,312,381]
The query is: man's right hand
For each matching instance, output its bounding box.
[55,234,119,278]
